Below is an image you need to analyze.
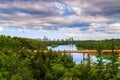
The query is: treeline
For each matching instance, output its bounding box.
[0,35,47,51]
[44,41,74,46]
[75,39,120,50]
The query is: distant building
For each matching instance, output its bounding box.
[43,36,48,41]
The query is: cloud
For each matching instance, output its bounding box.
[18,26,30,32]
[86,22,120,34]
[0,0,120,39]
[59,27,80,37]
[0,26,4,31]
[107,23,120,33]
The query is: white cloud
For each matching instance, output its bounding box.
[0,26,4,31]
[18,26,30,32]
[58,27,81,38]
[108,23,120,33]
[72,7,83,15]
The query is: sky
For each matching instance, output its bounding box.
[0,0,120,40]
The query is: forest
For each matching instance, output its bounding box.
[0,35,120,80]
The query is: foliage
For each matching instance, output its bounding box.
[0,35,120,80]
[0,35,47,51]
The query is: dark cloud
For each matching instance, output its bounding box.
[0,8,28,14]
[43,26,58,30]
[85,0,120,18]
[101,7,120,17]
[0,0,59,3]
[69,22,90,27]
[0,7,60,18]
[38,21,90,31]
[80,27,89,31]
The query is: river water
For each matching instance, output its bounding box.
[47,44,110,64]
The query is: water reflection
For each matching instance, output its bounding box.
[47,44,77,51]
[71,53,87,64]
[47,44,110,64]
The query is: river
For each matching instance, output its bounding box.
[47,44,110,64]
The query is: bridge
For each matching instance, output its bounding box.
[54,50,120,54]
[35,50,120,55]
